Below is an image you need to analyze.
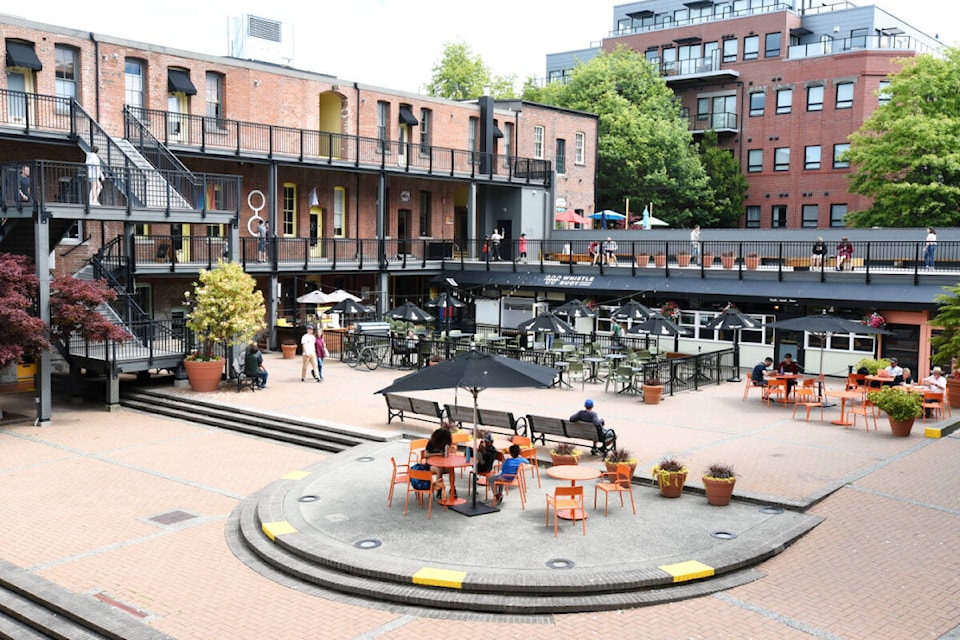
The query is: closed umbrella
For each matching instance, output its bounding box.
[385,301,434,324]
[704,306,760,382]
[377,351,557,516]
[553,299,597,319]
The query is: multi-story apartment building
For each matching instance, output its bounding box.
[545,0,942,228]
[0,12,598,419]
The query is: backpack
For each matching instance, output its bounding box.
[410,463,431,489]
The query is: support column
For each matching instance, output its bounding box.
[376,173,387,268]
[267,162,278,349]
[105,367,120,411]
[34,214,52,425]
[467,182,477,259]
[377,271,389,317]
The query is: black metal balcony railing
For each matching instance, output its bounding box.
[0,89,73,133]
[126,106,552,185]
[0,160,241,216]
[788,34,941,59]
[659,51,723,78]
[689,111,738,132]
[610,2,794,38]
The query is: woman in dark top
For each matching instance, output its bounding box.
[426,427,454,496]
[811,237,826,268]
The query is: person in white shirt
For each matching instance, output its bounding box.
[490,229,502,261]
[86,145,104,205]
[923,366,946,394]
[924,227,937,270]
[690,225,701,264]
[883,357,903,384]
[300,325,320,382]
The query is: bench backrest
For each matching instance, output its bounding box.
[409,397,443,419]
[384,393,414,412]
[527,414,566,437]
[564,420,599,443]
[478,409,518,431]
[444,404,475,425]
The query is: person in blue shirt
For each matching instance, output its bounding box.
[490,444,527,506]
[752,357,773,386]
[569,399,616,451]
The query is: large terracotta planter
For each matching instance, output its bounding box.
[675,253,691,267]
[744,255,761,270]
[653,468,687,498]
[183,359,224,392]
[642,384,664,404]
[636,254,649,267]
[701,253,714,267]
[605,460,637,488]
[550,452,580,466]
[946,378,960,408]
[720,255,737,269]
[702,476,736,506]
[887,416,916,437]
[281,343,298,359]
[653,254,667,267]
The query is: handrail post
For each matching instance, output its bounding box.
[914,242,920,286]
[865,241,871,285]
[777,242,783,281]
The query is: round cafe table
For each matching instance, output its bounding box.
[825,389,862,426]
[425,454,471,506]
[545,465,602,520]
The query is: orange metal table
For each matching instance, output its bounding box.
[545,465,601,520]
[425,454,470,506]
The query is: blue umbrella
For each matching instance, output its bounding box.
[590,210,626,221]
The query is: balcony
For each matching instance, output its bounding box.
[658,54,739,87]
[610,2,794,38]
[788,34,942,60]
[689,111,739,135]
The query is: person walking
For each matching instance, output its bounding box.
[300,325,320,382]
[518,233,528,263]
[690,224,701,265]
[924,227,937,270]
[315,328,328,382]
[86,145,104,206]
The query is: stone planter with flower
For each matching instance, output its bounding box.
[652,457,687,498]
[550,442,582,466]
[603,447,637,487]
[702,462,737,505]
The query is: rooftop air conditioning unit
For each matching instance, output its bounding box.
[228,15,294,66]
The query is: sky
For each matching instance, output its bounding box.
[9,0,960,95]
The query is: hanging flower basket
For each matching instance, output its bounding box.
[863,312,886,329]
[661,301,681,320]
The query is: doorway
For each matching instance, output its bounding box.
[7,71,27,123]
[397,208,411,257]
[168,94,186,142]
[309,207,323,257]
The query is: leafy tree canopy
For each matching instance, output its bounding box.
[185,261,266,359]
[427,41,517,100]
[698,130,747,227]
[846,48,960,227]
[523,47,711,227]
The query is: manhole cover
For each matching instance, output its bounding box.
[354,539,382,549]
[355,456,375,463]
[299,495,320,503]
[148,510,197,526]
[759,506,784,514]
[546,558,575,570]
[711,530,738,540]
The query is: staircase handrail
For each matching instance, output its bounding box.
[70,100,135,171]
[122,106,200,187]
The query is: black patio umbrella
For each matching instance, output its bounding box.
[425,292,466,309]
[516,312,577,336]
[377,350,557,516]
[385,301,434,324]
[324,299,369,316]
[627,311,689,352]
[704,306,760,382]
[610,300,654,322]
[552,299,597,319]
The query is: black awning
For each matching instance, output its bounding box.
[790,27,813,37]
[398,105,419,126]
[684,0,714,8]
[492,124,504,139]
[673,36,703,45]
[626,10,654,19]
[167,69,197,96]
[5,41,42,71]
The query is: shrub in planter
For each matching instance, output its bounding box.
[720,251,737,269]
[652,456,687,497]
[653,251,667,267]
[702,462,737,506]
[550,442,582,465]
[604,447,637,487]
[744,253,761,269]
[854,357,891,375]
[868,386,923,436]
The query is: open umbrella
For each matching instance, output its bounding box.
[590,210,626,221]
[297,289,362,304]
[705,306,760,382]
[425,292,466,310]
[325,299,369,316]
[516,312,577,335]
[628,311,689,352]
[555,209,590,225]
[385,301,434,324]
[610,300,654,322]
[553,299,597,319]
[376,351,557,516]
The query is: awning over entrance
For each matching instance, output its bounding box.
[5,41,42,71]
[492,124,504,138]
[398,106,419,126]
[167,69,197,95]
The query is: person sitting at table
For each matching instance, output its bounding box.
[426,427,454,497]
[899,367,914,386]
[475,433,500,475]
[922,366,947,418]
[775,353,803,395]
[751,357,774,386]
[569,399,616,450]
[883,357,903,385]
[490,444,528,506]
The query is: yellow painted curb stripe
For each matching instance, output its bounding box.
[924,427,941,439]
[262,521,297,541]
[282,470,311,480]
[412,568,467,589]
[659,560,715,583]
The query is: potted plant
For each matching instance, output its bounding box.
[281,340,298,359]
[744,252,761,270]
[550,442,582,466]
[675,251,691,267]
[931,284,960,407]
[702,463,737,506]
[854,357,890,375]
[642,375,664,404]
[868,386,923,437]
[603,447,637,488]
[183,261,266,392]
[653,251,667,267]
[652,457,687,498]
[636,252,650,267]
[701,251,714,267]
[720,251,737,269]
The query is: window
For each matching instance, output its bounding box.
[744,35,759,60]
[749,92,765,116]
[377,101,389,152]
[645,49,659,64]
[712,95,736,129]
[802,205,819,227]
[765,32,781,57]
[125,58,145,110]
[662,47,677,74]
[830,203,848,227]
[878,80,892,106]
[771,205,787,228]
[804,145,821,170]
[833,143,850,168]
[205,72,224,130]
[63,220,82,243]
[54,45,78,109]
[533,125,544,159]
[747,149,763,172]
[555,138,566,175]
[774,147,790,171]
[206,224,224,237]
[722,38,738,62]
[419,190,431,237]
[503,122,513,168]
[745,205,761,228]
[419,108,432,150]
[703,41,719,69]
[468,117,478,153]
[282,183,296,236]
[806,85,824,111]
[836,82,854,109]
[697,97,710,121]
[776,88,792,114]
[575,131,585,165]
[333,186,345,237]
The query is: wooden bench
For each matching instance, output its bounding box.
[526,414,617,457]
[383,393,445,425]
[444,404,527,438]
[546,253,594,264]
[784,257,864,269]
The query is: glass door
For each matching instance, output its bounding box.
[7,71,27,123]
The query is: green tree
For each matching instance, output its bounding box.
[184,261,266,360]
[698,130,747,227]
[427,41,516,100]
[846,48,960,227]
[524,48,709,226]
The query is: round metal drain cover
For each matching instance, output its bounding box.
[710,530,737,540]
[546,558,575,570]
[355,456,375,463]
[759,506,784,514]
[298,495,320,503]
[354,539,382,549]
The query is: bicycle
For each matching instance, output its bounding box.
[344,340,382,370]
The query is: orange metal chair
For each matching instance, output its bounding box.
[594,463,636,516]
[942,386,953,418]
[545,486,586,537]
[923,392,946,422]
[512,435,533,448]
[491,463,527,509]
[792,386,824,421]
[408,438,428,465]
[742,377,765,402]
[847,398,878,431]
[388,456,409,507]
[520,447,541,488]
[846,373,867,394]
[404,469,446,519]
[765,379,788,405]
